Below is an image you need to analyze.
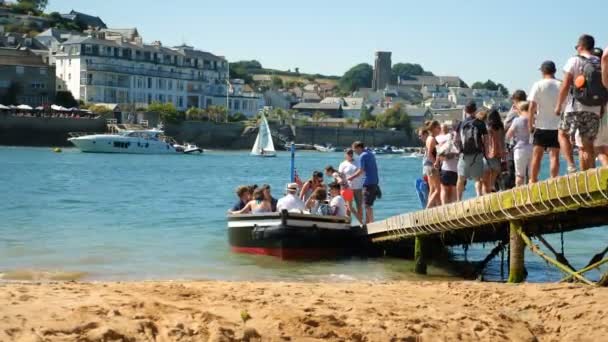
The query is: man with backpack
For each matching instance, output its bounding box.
[456,100,487,201]
[555,34,608,171]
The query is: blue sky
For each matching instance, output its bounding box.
[48,0,607,92]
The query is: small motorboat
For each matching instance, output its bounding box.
[373,145,399,155]
[174,142,203,154]
[227,211,362,259]
[313,143,337,153]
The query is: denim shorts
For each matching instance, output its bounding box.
[457,153,484,180]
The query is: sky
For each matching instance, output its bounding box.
[47,0,608,92]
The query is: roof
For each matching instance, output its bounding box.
[302,92,321,101]
[63,10,107,29]
[293,103,341,110]
[320,97,364,109]
[0,48,48,67]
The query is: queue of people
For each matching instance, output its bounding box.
[229,141,380,224]
[418,34,608,209]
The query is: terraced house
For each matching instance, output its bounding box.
[54,29,229,110]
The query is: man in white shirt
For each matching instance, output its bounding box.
[276,183,305,212]
[328,182,347,217]
[529,61,562,183]
[556,34,603,172]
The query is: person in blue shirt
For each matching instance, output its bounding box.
[348,141,380,224]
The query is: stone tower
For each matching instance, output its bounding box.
[372,51,392,91]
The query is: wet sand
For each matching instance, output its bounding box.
[1,280,606,341]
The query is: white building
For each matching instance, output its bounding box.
[54,30,229,111]
[206,79,264,117]
[320,97,364,118]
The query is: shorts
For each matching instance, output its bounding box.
[484,157,502,172]
[533,129,559,149]
[559,111,600,140]
[353,189,363,208]
[514,146,532,178]
[440,170,458,186]
[363,184,380,207]
[594,118,608,147]
[423,165,439,177]
[457,153,484,180]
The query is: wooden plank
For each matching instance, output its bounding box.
[368,168,608,242]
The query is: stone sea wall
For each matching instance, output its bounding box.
[294,126,412,147]
[0,115,107,147]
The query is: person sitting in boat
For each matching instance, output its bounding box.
[328,182,348,217]
[300,171,325,202]
[232,188,273,214]
[277,183,305,212]
[324,165,347,187]
[325,165,355,218]
[262,184,278,212]
[228,186,252,213]
[305,188,330,216]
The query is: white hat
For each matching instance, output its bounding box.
[286,183,299,192]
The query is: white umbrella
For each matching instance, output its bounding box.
[0,104,9,110]
[35,106,44,110]
[17,104,33,110]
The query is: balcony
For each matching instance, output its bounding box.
[82,61,210,82]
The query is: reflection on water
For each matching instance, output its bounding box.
[0,147,606,283]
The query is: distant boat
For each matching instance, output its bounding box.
[251,113,276,157]
[314,144,337,153]
[68,129,188,154]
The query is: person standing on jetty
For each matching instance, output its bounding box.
[528,61,562,182]
[507,102,533,186]
[504,90,527,189]
[556,34,605,172]
[603,47,608,88]
[456,101,487,201]
[348,141,379,224]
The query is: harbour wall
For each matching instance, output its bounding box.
[0,115,107,147]
[0,116,415,149]
[294,126,412,147]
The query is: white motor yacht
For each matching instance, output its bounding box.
[68,129,187,154]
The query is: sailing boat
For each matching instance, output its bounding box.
[250,113,277,157]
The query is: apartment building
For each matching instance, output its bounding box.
[54,30,229,110]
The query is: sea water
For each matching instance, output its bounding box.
[0,147,605,282]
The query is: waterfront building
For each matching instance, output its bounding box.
[54,30,229,111]
[0,47,55,106]
[372,51,392,91]
[264,90,298,110]
[292,102,343,117]
[398,75,463,89]
[205,79,263,117]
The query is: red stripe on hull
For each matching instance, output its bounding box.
[231,246,344,259]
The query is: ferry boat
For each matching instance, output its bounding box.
[68,129,199,154]
[227,211,361,259]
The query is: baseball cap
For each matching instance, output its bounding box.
[540,61,556,74]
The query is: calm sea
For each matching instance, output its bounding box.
[0,147,605,283]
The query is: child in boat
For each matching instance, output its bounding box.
[305,188,330,216]
[233,188,273,214]
[328,182,348,217]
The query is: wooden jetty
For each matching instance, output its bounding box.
[367,167,608,285]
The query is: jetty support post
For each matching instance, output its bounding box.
[414,236,427,275]
[508,220,525,283]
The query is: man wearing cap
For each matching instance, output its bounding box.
[276,183,305,212]
[528,61,562,183]
[556,34,602,172]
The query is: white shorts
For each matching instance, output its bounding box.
[514,146,532,178]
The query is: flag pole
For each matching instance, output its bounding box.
[290,143,296,182]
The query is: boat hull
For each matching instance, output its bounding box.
[69,135,178,154]
[227,212,360,259]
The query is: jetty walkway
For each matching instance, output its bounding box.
[367,167,608,285]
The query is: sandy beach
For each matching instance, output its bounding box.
[1,280,607,342]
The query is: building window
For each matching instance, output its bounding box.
[85,44,92,54]
[178,96,184,108]
[168,80,173,90]
[39,67,47,75]
[16,66,24,75]
[148,77,152,89]
[234,100,240,110]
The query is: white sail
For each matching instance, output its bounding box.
[251,113,276,157]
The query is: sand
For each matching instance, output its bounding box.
[0,280,606,342]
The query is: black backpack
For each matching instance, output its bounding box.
[573,56,608,106]
[460,119,484,155]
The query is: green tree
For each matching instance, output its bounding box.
[206,105,228,122]
[270,75,284,89]
[391,63,433,82]
[186,107,207,121]
[55,91,78,108]
[148,102,181,124]
[88,104,113,117]
[14,0,47,12]
[338,63,373,92]
[376,103,412,135]
[311,111,327,126]
[471,80,509,96]
[228,112,247,122]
